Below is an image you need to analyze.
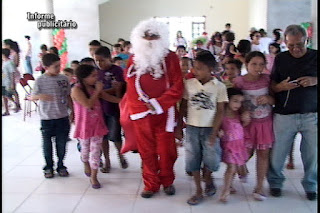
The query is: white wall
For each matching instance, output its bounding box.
[2,0,100,73]
[53,0,100,61]
[99,0,251,45]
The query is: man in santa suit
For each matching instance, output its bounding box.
[124,19,184,198]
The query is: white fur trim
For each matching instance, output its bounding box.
[130,110,155,120]
[165,106,175,132]
[149,98,163,114]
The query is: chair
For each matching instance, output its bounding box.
[19,74,38,121]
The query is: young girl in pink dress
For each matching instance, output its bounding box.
[219,88,250,202]
[233,51,275,201]
[71,64,120,189]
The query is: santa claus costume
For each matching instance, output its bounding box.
[123,19,183,198]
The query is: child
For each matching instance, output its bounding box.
[94,46,128,173]
[62,68,77,87]
[179,56,192,78]
[221,32,237,65]
[221,59,242,88]
[111,44,122,58]
[70,60,80,71]
[265,42,281,74]
[117,41,132,69]
[176,45,187,60]
[49,46,59,55]
[80,57,96,66]
[219,88,250,202]
[233,51,275,201]
[176,51,228,205]
[35,44,48,74]
[30,53,73,178]
[112,56,123,67]
[88,40,102,58]
[71,64,121,189]
[2,48,19,115]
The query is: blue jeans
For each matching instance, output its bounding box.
[267,113,318,192]
[40,116,70,171]
[24,56,33,74]
[185,125,221,172]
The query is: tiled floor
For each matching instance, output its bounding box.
[2,82,317,213]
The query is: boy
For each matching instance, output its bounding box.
[88,40,101,58]
[117,41,132,69]
[180,56,192,78]
[176,45,187,60]
[2,48,18,116]
[30,53,73,178]
[80,57,96,66]
[94,46,128,173]
[113,56,123,67]
[112,44,122,58]
[176,51,228,205]
[70,60,80,71]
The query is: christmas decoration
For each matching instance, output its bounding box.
[52,28,68,71]
[301,22,313,49]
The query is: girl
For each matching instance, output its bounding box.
[221,59,243,88]
[3,39,21,111]
[265,42,281,74]
[35,44,48,74]
[250,31,263,52]
[219,88,250,202]
[233,51,275,201]
[71,64,120,189]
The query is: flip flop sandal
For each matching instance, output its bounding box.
[2,112,10,116]
[205,183,217,196]
[219,192,230,203]
[187,195,204,205]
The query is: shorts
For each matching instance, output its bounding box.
[103,114,122,142]
[2,86,14,98]
[185,125,221,172]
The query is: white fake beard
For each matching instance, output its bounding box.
[130,19,170,79]
[131,39,169,79]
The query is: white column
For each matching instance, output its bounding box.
[40,0,54,47]
[311,0,317,50]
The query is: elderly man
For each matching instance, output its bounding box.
[123,19,183,198]
[267,24,317,201]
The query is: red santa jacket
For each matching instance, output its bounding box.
[124,51,184,131]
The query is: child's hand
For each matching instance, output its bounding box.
[174,127,184,141]
[111,81,122,90]
[217,129,224,138]
[95,81,104,92]
[256,95,269,105]
[241,111,251,125]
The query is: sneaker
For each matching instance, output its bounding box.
[163,185,176,195]
[141,190,155,198]
[253,191,267,201]
[306,192,317,201]
[57,167,69,177]
[44,169,54,178]
[270,188,282,197]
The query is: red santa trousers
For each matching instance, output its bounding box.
[132,112,177,192]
